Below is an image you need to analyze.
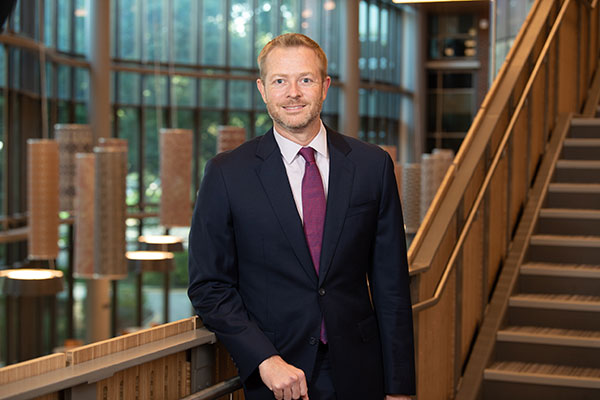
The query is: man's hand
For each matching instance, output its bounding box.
[385,396,412,400]
[259,355,309,400]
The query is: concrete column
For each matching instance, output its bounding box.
[86,0,111,343]
[340,0,360,138]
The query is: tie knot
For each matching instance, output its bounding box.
[299,147,316,164]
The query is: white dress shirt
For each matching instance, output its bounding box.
[273,121,330,223]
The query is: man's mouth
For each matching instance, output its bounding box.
[283,104,305,110]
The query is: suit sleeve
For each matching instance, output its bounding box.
[369,154,416,395]
[188,159,278,382]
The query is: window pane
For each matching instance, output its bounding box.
[44,0,55,47]
[228,112,250,133]
[199,110,222,168]
[143,108,167,204]
[116,107,140,206]
[441,92,473,132]
[200,79,225,108]
[201,0,226,65]
[280,0,299,33]
[144,0,167,62]
[228,79,251,110]
[143,75,168,106]
[118,0,141,59]
[74,68,89,101]
[57,65,71,100]
[255,1,277,57]
[57,0,72,52]
[118,72,141,105]
[230,0,253,68]
[172,76,195,108]
[74,0,88,55]
[173,0,197,64]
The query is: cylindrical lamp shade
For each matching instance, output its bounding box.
[432,148,454,189]
[74,154,95,278]
[97,137,128,152]
[402,163,421,234]
[217,126,246,153]
[27,139,59,260]
[93,147,127,279]
[420,153,437,223]
[126,251,175,273]
[1,269,64,296]
[159,129,193,227]
[138,235,184,252]
[55,124,93,212]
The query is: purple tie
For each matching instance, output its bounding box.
[299,147,327,343]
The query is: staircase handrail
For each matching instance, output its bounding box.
[411,0,577,312]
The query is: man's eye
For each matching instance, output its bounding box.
[275,79,284,84]
[301,78,312,83]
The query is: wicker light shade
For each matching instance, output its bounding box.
[73,153,96,278]
[97,137,128,152]
[420,153,437,223]
[93,146,127,279]
[138,235,184,252]
[126,251,175,273]
[432,148,454,189]
[27,139,59,260]
[402,163,421,234]
[217,126,246,153]
[55,124,93,213]
[159,129,193,228]
[1,268,64,296]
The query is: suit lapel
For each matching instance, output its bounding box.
[319,129,354,285]
[255,130,318,283]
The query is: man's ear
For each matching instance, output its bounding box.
[256,79,267,104]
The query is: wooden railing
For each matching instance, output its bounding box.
[407,0,600,398]
[0,317,219,400]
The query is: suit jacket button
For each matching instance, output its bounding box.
[309,337,318,345]
[318,288,326,296]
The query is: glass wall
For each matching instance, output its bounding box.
[0,0,417,366]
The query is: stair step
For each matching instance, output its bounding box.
[485,361,600,389]
[548,183,600,193]
[561,139,600,160]
[509,294,600,312]
[530,234,600,247]
[571,118,600,138]
[545,183,600,210]
[556,159,600,169]
[539,208,600,219]
[521,262,600,279]
[553,160,600,183]
[497,326,600,348]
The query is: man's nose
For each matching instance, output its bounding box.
[287,81,301,98]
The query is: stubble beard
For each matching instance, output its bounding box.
[267,98,324,134]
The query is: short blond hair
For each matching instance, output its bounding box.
[257,33,328,81]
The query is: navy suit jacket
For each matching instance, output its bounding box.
[188,127,416,399]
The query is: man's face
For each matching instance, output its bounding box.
[257,46,331,144]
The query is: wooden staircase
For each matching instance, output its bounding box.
[482,117,600,399]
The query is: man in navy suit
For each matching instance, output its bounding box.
[188,33,415,400]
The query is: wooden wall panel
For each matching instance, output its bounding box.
[530,67,547,178]
[417,270,456,400]
[558,1,580,115]
[489,110,509,158]
[487,157,508,293]
[461,213,484,365]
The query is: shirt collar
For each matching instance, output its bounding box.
[273,121,328,165]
